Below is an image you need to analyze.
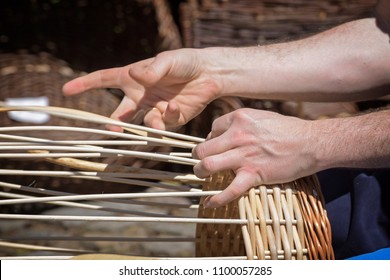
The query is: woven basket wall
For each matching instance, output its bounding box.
[180,0,376,48]
[196,172,333,260]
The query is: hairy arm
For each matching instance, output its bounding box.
[314,108,390,170]
[202,18,390,102]
[194,107,390,208]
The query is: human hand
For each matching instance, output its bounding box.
[193,108,319,208]
[62,49,221,130]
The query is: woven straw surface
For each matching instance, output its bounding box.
[180,0,376,48]
[197,173,334,260]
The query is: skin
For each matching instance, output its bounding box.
[63,2,390,208]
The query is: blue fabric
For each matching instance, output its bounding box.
[317,169,390,259]
[348,247,390,260]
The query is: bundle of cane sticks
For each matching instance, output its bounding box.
[0,103,334,260]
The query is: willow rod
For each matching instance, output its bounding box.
[0,140,148,146]
[0,181,198,209]
[0,192,176,218]
[0,145,199,165]
[0,126,197,149]
[0,190,222,206]
[0,241,93,254]
[1,236,195,242]
[0,170,197,192]
[0,214,299,226]
[0,169,205,184]
[0,104,204,142]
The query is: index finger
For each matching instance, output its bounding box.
[62,67,124,96]
[203,169,258,208]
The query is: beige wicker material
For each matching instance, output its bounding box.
[239,177,334,260]
[0,105,333,260]
[197,172,333,260]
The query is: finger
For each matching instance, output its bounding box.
[63,67,124,95]
[193,149,240,178]
[192,130,234,160]
[208,112,235,139]
[162,101,181,127]
[204,169,258,208]
[144,107,165,130]
[129,53,172,87]
[106,96,138,132]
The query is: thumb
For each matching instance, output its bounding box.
[129,53,172,87]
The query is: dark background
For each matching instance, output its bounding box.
[0,0,184,72]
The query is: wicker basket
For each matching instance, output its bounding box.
[0,107,334,259]
[197,172,333,260]
[180,0,376,48]
[0,105,333,260]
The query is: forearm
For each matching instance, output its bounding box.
[312,108,390,170]
[202,18,390,102]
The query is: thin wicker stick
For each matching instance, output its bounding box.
[281,195,293,250]
[0,190,223,206]
[0,213,299,226]
[0,191,177,218]
[238,197,254,260]
[0,104,204,142]
[0,145,199,165]
[0,126,197,148]
[253,193,266,260]
[0,241,93,254]
[0,181,197,209]
[0,169,198,192]
[0,169,205,185]
[2,236,195,242]
[37,153,205,183]
[0,256,74,260]
[0,140,148,146]
[0,214,250,225]
[0,152,106,158]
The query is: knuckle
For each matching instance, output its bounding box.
[233,108,250,120]
[227,186,244,200]
[193,157,215,179]
[201,157,215,173]
[192,143,205,160]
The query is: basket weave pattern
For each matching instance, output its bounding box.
[197,172,334,260]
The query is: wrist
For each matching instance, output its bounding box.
[200,46,269,98]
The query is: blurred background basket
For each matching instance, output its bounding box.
[180,0,376,48]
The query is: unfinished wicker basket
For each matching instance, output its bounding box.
[0,104,334,260]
